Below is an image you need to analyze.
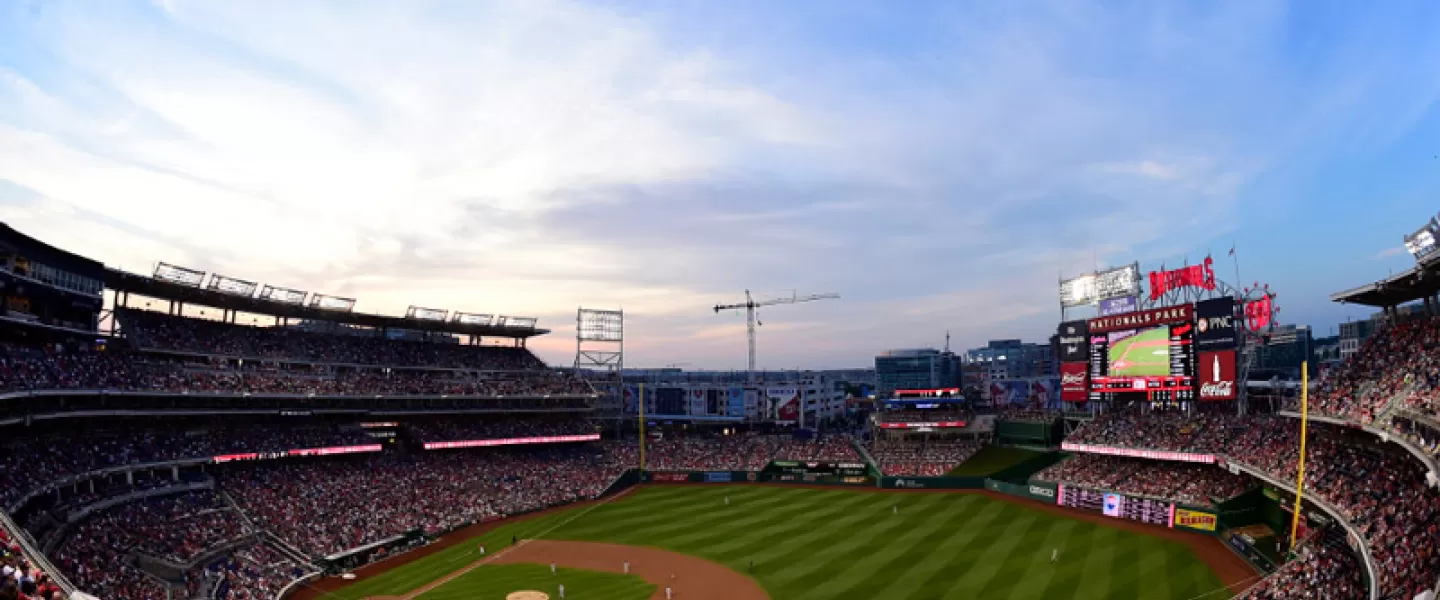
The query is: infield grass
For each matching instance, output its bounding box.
[329,486,1234,600]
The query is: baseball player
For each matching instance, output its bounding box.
[665,586,673,600]
[725,496,730,506]
[1051,548,1059,563]
[892,504,898,515]
[478,544,485,556]
[551,562,557,575]
[559,583,565,598]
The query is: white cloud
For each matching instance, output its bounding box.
[1,1,1436,368]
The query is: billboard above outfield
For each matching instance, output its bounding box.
[1059,264,1141,308]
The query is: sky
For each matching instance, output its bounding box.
[1,0,1438,370]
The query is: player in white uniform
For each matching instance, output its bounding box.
[558,584,565,598]
[1051,548,1059,563]
[665,586,673,599]
[551,562,557,574]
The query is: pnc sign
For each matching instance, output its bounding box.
[1149,257,1217,301]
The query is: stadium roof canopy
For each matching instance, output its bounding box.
[1331,258,1440,307]
[105,268,549,339]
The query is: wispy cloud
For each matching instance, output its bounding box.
[1,0,1437,368]
[1374,246,1408,260]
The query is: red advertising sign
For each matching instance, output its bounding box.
[1197,350,1237,400]
[1060,362,1088,401]
[877,421,967,429]
[423,433,601,450]
[652,472,690,482]
[1149,257,1216,301]
[1087,304,1194,334]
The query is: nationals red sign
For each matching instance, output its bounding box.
[1149,257,1216,301]
[1087,304,1194,334]
[1197,350,1237,400]
[1060,362,1088,401]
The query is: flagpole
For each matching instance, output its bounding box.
[1288,361,1309,556]
[1230,243,1241,297]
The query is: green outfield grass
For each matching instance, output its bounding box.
[329,486,1232,600]
[947,446,1045,476]
[1107,327,1172,377]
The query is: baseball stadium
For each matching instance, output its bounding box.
[1,216,1438,600]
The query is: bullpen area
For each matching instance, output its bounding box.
[302,485,1249,600]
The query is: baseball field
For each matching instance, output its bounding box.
[1108,326,1172,377]
[301,485,1251,600]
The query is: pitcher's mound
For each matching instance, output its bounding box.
[507,592,550,600]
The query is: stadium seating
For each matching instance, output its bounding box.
[1032,454,1252,505]
[869,440,983,476]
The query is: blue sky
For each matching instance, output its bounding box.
[0,0,1437,369]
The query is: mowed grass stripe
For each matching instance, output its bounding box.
[754,493,956,587]
[849,495,1008,599]
[329,486,1235,600]
[783,495,990,599]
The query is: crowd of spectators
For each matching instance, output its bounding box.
[408,418,593,443]
[1308,315,1440,424]
[52,491,248,600]
[207,543,307,600]
[0,528,62,600]
[774,435,861,462]
[643,434,783,472]
[0,343,593,398]
[1032,454,1252,505]
[876,409,971,424]
[869,440,982,476]
[996,406,1063,422]
[0,423,374,510]
[120,309,547,370]
[223,445,627,558]
[1235,528,1365,600]
[1065,409,1440,598]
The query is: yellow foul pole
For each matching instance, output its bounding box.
[638,383,647,473]
[1288,361,1309,552]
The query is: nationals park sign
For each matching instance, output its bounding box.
[1087,304,1193,334]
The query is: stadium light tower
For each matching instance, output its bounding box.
[713,290,839,383]
[575,308,624,423]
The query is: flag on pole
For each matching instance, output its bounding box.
[1228,246,1236,257]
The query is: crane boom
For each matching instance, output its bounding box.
[712,289,839,383]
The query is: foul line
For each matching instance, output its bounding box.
[380,488,636,600]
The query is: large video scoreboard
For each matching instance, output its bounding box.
[1086,304,1197,402]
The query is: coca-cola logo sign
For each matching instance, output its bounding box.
[1199,381,1234,399]
[1197,350,1237,400]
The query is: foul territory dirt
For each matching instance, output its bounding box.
[290,484,1257,600]
[493,540,768,600]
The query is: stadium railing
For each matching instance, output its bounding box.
[0,505,78,597]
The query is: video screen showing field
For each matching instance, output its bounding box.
[1107,326,1171,377]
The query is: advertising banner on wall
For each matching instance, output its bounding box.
[1060,362,1088,402]
[1056,320,1090,362]
[767,388,800,423]
[689,389,707,416]
[727,387,745,417]
[1197,350,1238,400]
[1103,493,1124,517]
[1172,508,1219,532]
[1195,297,1238,351]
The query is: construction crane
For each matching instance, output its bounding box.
[713,290,840,383]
